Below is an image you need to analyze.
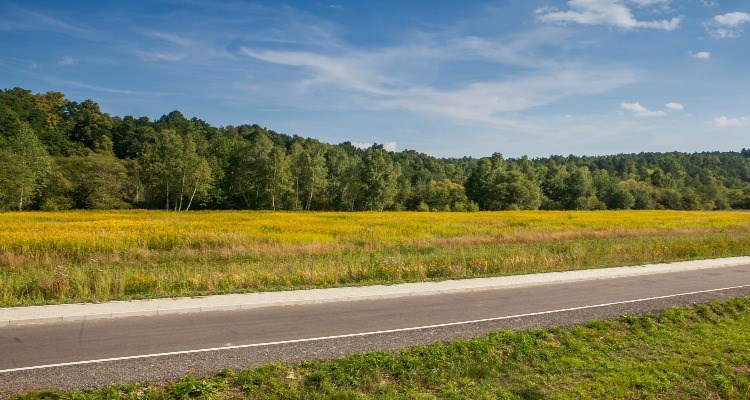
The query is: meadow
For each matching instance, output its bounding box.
[14,297,750,399]
[2,210,750,306]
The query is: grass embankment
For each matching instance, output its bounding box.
[14,297,750,399]
[1,210,750,306]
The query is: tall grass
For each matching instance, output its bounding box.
[1,210,750,306]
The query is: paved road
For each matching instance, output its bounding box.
[1,264,750,396]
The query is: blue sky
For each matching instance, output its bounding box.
[1,0,748,158]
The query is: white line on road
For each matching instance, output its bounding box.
[2,284,749,374]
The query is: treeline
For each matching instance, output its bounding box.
[1,87,750,212]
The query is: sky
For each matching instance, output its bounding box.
[1,0,749,158]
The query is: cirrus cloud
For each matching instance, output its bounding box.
[536,0,681,31]
[621,101,683,116]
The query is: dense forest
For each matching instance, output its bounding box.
[1,87,749,212]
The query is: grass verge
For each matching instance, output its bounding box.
[2,210,750,306]
[13,297,750,399]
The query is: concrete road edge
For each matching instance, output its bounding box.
[2,256,749,327]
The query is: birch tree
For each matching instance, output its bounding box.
[0,124,50,210]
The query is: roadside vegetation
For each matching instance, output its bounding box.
[13,297,750,399]
[2,210,750,306]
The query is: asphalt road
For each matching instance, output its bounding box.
[1,264,750,396]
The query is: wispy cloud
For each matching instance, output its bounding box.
[241,29,636,130]
[241,47,394,95]
[621,101,683,117]
[374,70,635,128]
[621,102,666,117]
[46,78,151,95]
[536,0,681,31]
[143,30,192,47]
[58,56,75,66]
[0,5,89,36]
[134,50,186,62]
[706,12,750,38]
[714,116,747,127]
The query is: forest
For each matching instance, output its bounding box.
[1,87,749,212]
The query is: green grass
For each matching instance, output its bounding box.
[14,297,750,399]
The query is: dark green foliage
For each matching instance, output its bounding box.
[2,87,750,211]
[56,153,130,209]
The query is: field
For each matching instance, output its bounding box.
[14,297,750,399]
[2,210,750,306]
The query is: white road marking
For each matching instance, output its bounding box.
[2,284,749,374]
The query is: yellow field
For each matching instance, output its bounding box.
[1,210,750,306]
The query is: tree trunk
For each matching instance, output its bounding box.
[177,172,186,211]
[295,178,300,210]
[165,182,170,211]
[185,185,198,211]
[306,178,314,211]
[18,187,23,211]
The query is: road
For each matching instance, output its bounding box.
[1,263,750,396]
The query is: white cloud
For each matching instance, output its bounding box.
[665,102,683,111]
[693,51,710,59]
[350,141,372,149]
[348,141,397,152]
[143,30,192,46]
[621,101,684,116]
[536,0,681,31]
[714,116,748,127]
[0,7,90,37]
[621,102,666,117]
[134,50,186,62]
[242,45,636,129]
[707,12,750,38]
[714,12,750,27]
[58,56,75,65]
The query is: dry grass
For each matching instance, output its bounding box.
[1,210,750,306]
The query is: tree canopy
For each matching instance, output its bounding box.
[1,87,749,212]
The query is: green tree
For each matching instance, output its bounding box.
[228,132,277,209]
[56,153,130,209]
[138,130,212,211]
[541,161,568,210]
[295,142,328,211]
[359,148,400,211]
[491,170,542,210]
[423,179,471,211]
[465,156,505,210]
[562,167,600,210]
[260,146,293,210]
[0,124,50,210]
[325,147,359,210]
[64,100,114,151]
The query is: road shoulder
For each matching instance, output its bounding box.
[2,256,749,326]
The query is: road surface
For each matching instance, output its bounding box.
[1,263,749,396]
